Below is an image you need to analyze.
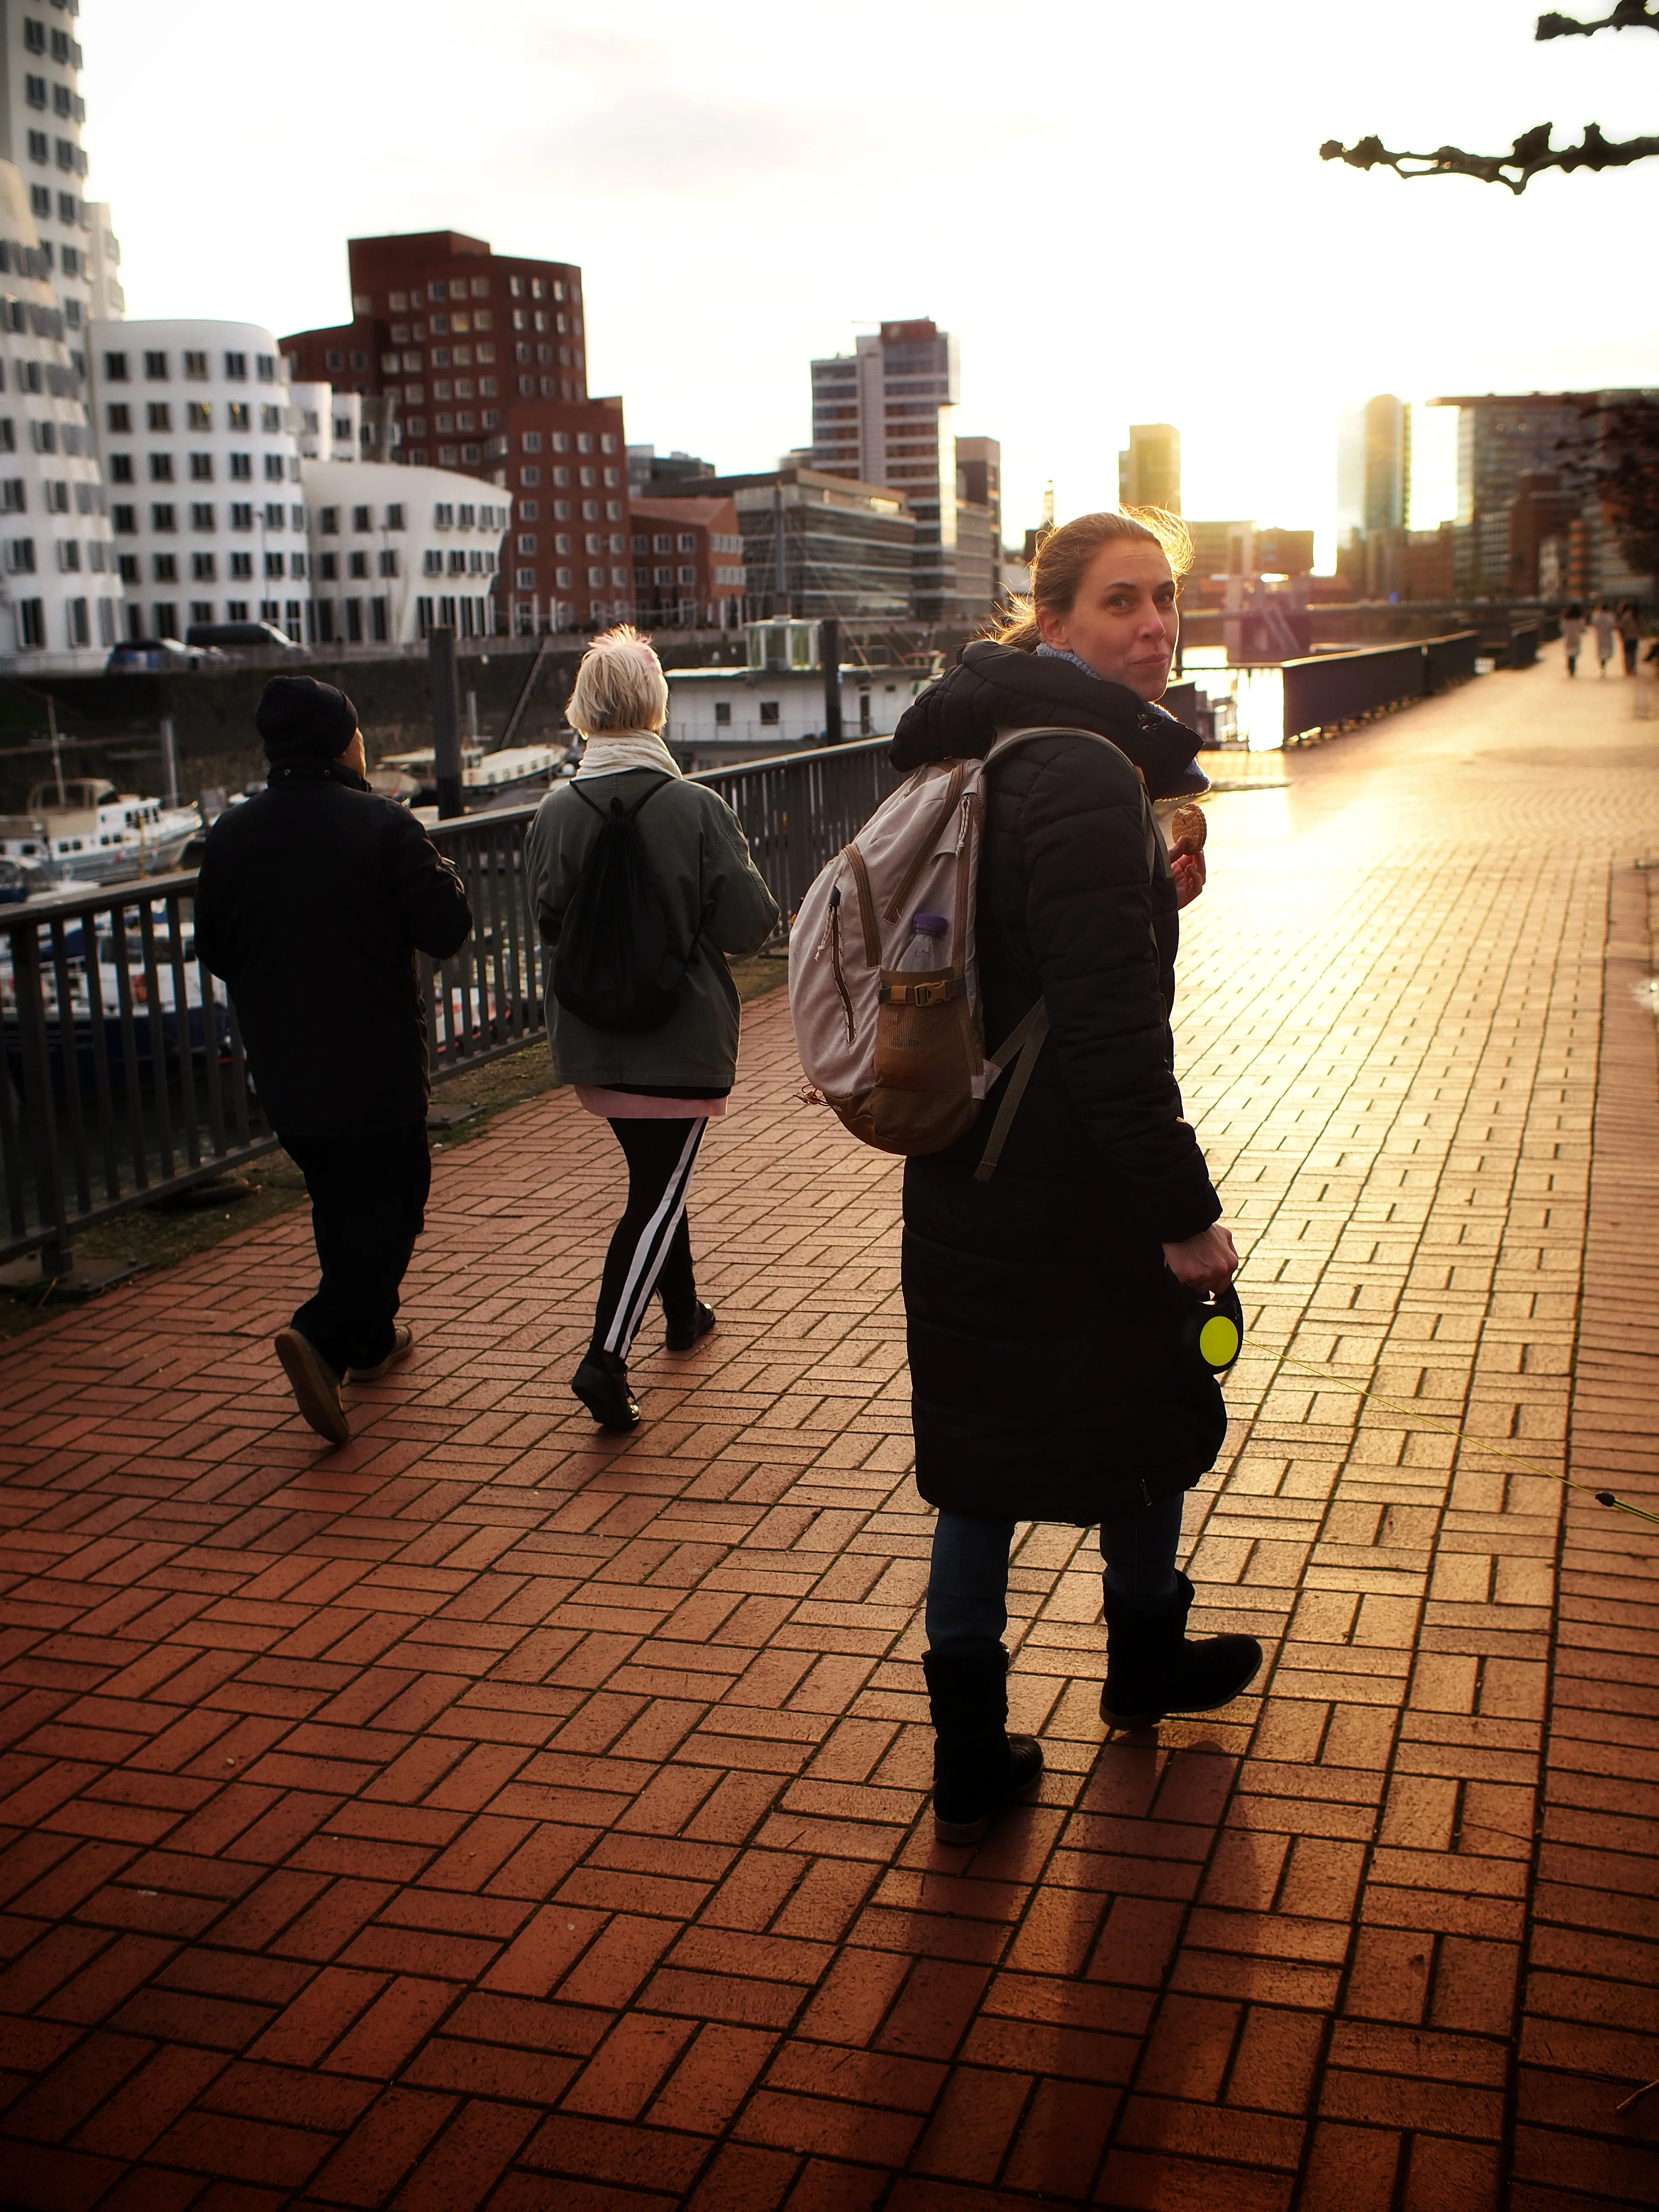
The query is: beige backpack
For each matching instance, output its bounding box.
[789,726,1155,1179]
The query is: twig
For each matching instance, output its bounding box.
[1319,124,1659,195]
[1537,3,1659,37]
[1612,2077,1659,2113]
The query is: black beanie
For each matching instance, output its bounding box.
[256,675,358,760]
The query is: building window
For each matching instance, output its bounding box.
[146,403,170,434]
[230,551,252,579]
[349,551,368,579]
[230,502,253,530]
[714,702,731,727]
[265,553,285,579]
[192,552,215,581]
[263,454,285,482]
[678,565,696,585]
[143,351,169,381]
[103,352,129,384]
[111,504,135,534]
[352,504,370,532]
[150,503,176,531]
[152,553,178,582]
[183,351,209,381]
[189,453,213,481]
[27,131,47,166]
[116,554,138,585]
[517,534,536,555]
[759,701,780,725]
[148,453,172,482]
[515,566,536,589]
[229,453,252,481]
[423,550,442,576]
[256,354,278,382]
[186,402,212,431]
[378,549,399,578]
[190,503,214,530]
[678,534,696,553]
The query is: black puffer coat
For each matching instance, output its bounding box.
[894,642,1226,1523]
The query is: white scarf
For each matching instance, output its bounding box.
[573,728,682,780]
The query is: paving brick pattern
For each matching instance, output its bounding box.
[0,655,1656,2209]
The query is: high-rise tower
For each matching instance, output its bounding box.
[810,319,966,621]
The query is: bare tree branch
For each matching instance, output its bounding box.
[1319,121,1659,192]
[1537,3,1659,38]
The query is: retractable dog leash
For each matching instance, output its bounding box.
[1192,1272,1656,1528]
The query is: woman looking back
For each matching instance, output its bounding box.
[891,510,1261,1842]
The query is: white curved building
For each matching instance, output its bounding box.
[0,0,124,368]
[0,157,118,668]
[88,316,304,642]
[302,460,508,645]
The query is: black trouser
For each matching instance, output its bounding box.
[591,1118,706,1359]
[1624,637,1639,675]
[282,1123,431,1377]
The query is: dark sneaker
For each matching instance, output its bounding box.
[573,1349,640,1431]
[274,1327,349,1447]
[348,1324,414,1384]
[664,1302,716,1352]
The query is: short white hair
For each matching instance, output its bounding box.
[567,625,668,736]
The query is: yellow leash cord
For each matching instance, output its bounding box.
[1262,1349,1659,1530]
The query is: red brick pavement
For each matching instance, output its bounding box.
[0,655,1656,2209]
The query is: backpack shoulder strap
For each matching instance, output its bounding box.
[570,770,675,821]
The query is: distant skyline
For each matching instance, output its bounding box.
[81,0,1656,570]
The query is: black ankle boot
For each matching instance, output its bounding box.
[1100,1570,1262,1728]
[923,1645,1044,1844]
[572,1348,640,1431]
[664,1301,716,1352]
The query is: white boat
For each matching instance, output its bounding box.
[369,742,567,811]
[0,778,202,887]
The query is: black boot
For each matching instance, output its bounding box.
[664,1301,716,1352]
[923,1646,1044,1844]
[572,1348,640,1431]
[1100,1570,1262,1728]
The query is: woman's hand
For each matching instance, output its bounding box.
[1170,849,1206,908]
[1163,1223,1238,1295]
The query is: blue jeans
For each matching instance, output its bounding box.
[925,1494,1186,1654]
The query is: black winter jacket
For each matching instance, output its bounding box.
[195,761,472,1136]
[893,643,1225,1522]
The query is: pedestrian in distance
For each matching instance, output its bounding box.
[1617,600,1643,676]
[1562,604,1586,676]
[890,509,1260,1844]
[195,676,472,1447]
[1591,600,1618,676]
[525,628,778,1433]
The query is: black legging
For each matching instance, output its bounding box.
[591,1118,706,1357]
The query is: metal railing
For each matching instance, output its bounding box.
[0,734,902,1275]
[1281,632,1479,741]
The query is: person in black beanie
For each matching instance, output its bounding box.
[195,675,472,1446]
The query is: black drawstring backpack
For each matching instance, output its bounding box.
[551,776,698,1032]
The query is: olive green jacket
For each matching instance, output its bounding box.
[524,768,779,1089]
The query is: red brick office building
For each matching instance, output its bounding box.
[282,230,634,632]
[629,495,747,629]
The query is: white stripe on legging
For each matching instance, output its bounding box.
[602,1120,707,1356]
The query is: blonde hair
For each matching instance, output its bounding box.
[992,507,1193,650]
[566,624,669,736]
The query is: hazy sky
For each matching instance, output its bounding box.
[81,0,1656,565]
